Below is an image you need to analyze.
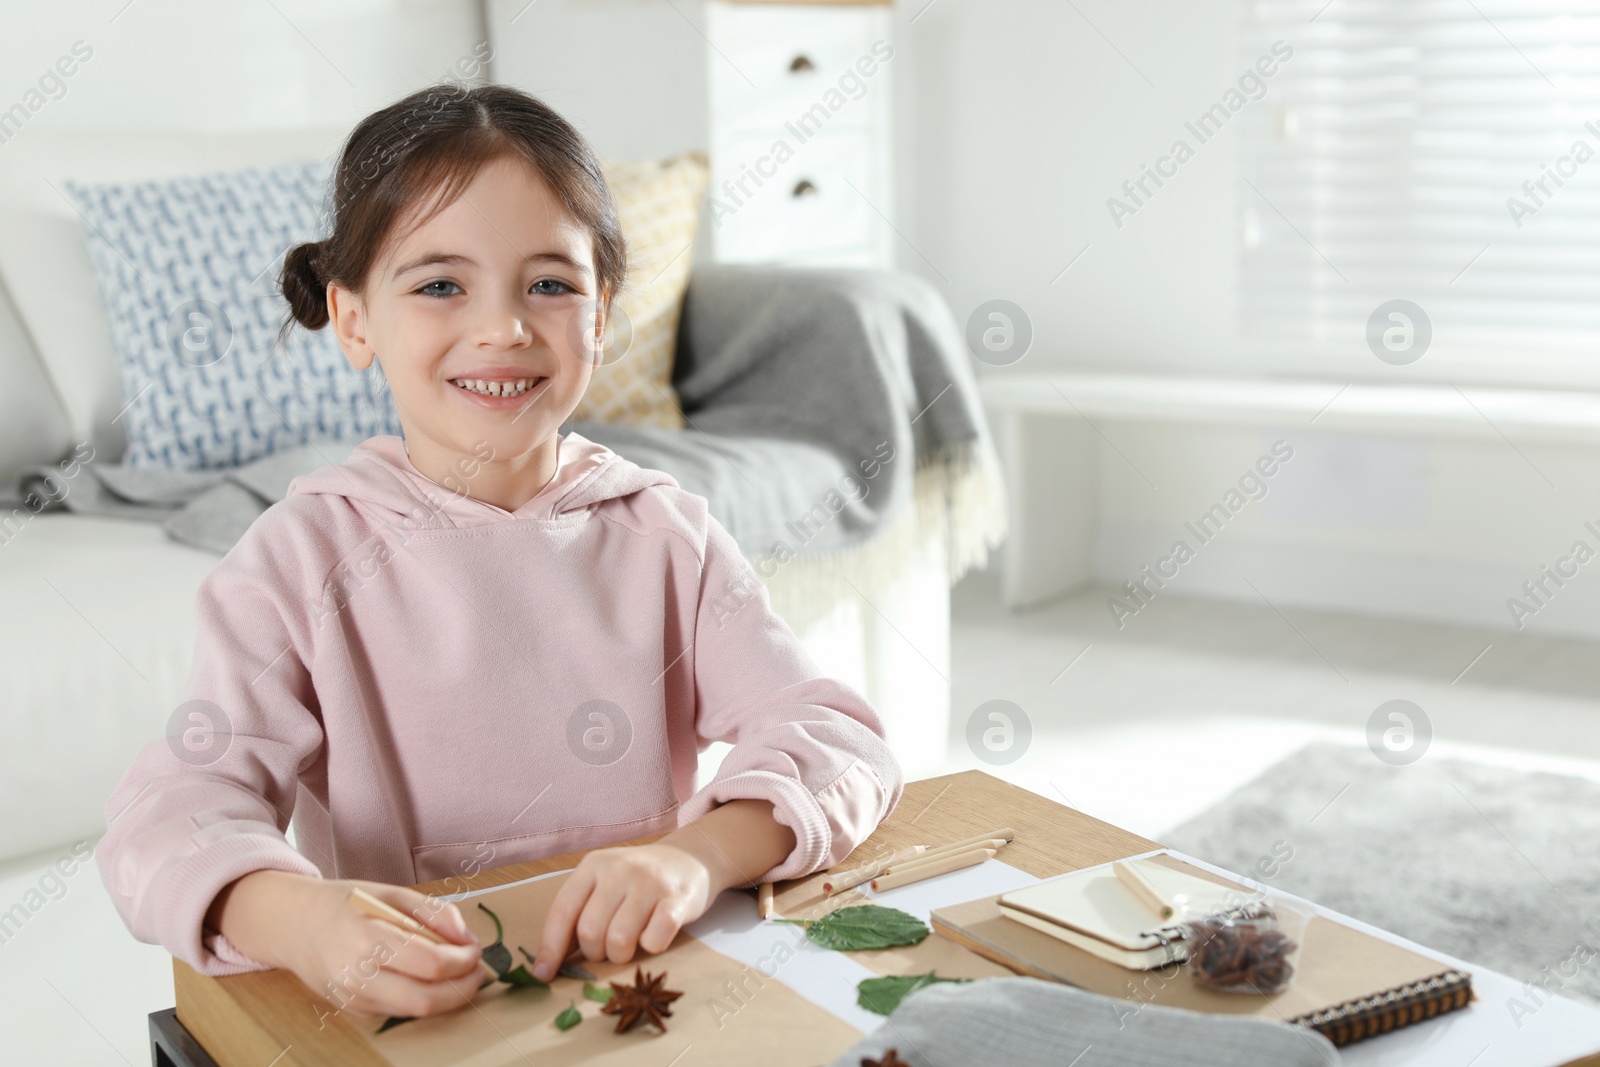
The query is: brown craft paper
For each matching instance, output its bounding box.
[351,872,863,1067]
[928,852,1474,1021]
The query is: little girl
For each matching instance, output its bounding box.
[95,82,903,1022]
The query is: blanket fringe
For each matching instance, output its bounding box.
[756,434,1010,635]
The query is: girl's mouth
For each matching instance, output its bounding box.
[449,376,550,407]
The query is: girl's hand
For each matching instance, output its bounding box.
[526,843,716,982]
[209,870,487,1021]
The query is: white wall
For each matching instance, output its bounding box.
[896,0,1243,377]
[0,0,486,136]
[892,0,1600,641]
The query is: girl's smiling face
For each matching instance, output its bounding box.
[326,153,605,508]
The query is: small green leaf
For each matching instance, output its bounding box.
[499,964,549,988]
[583,980,614,1004]
[856,972,971,1015]
[555,1002,582,1031]
[795,905,930,951]
[377,1014,414,1034]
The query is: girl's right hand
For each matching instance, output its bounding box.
[208,870,487,1021]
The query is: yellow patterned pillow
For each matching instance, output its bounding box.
[573,151,709,430]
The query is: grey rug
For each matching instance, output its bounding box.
[1163,741,1600,1008]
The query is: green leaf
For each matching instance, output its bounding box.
[856,972,971,1016]
[793,905,930,951]
[499,964,549,989]
[583,980,613,1004]
[377,1014,414,1034]
[482,941,513,978]
[555,1002,582,1031]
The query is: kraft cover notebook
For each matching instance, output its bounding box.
[997,855,1246,970]
[931,850,1473,1048]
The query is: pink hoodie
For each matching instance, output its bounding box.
[96,431,904,977]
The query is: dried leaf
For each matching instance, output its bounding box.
[776,905,930,951]
[477,902,505,942]
[559,959,597,981]
[474,903,515,979]
[857,971,970,1015]
[376,1014,413,1034]
[482,941,513,978]
[555,1001,582,1031]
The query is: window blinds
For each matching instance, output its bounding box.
[1238,0,1600,370]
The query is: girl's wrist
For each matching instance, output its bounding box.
[659,799,796,894]
[653,834,740,895]
[205,869,308,969]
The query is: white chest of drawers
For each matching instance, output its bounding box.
[703,1,896,268]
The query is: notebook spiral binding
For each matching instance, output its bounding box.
[1292,968,1474,1047]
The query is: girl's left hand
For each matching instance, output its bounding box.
[527,842,716,982]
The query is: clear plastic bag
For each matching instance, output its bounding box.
[1182,898,1309,995]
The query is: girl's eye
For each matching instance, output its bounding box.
[414,278,574,298]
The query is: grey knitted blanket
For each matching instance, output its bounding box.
[829,976,1340,1067]
[1,264,1004,567]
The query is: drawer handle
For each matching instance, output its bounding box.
[789,54,815,73]
[792,179,818,198]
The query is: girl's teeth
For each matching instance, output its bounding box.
[452,378,540,397]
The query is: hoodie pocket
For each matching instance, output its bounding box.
[410,803,681,885]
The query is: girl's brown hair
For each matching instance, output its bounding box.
[277,82,627,348]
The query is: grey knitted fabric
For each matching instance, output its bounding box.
[828,976,1340,1067]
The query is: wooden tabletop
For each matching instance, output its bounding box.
[171,769,1596,1067]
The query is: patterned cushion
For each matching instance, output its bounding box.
[575,152,708,430]
[65,163,401,470]
[64,151,706,470]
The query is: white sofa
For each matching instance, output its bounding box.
[0,128,964,867]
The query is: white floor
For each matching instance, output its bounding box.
[5,572,1599,1066]
[937,569,1600,843]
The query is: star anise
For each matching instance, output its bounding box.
[862,1050,909,1067]
[598,966,683,1034]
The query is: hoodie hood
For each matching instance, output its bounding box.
[285,430,677,530]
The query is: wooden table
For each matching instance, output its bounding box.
[167,769,1600,1067]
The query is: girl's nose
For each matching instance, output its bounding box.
[478,305,531,350]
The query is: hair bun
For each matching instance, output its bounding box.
[281,239,330,331]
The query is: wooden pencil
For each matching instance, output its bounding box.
[824,827,1017,895]
[870,848,997,892]
[346,886,498,982]
[758,880,776,919]
[882,837,1010,877]
[823,844,932,895]
[1113,859,1173,920]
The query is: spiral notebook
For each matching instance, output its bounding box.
[931,851,1474,1048]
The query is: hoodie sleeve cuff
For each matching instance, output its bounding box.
[141,829,323,978]
[679,759,892,885]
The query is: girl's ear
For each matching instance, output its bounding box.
[327,281,376,372]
